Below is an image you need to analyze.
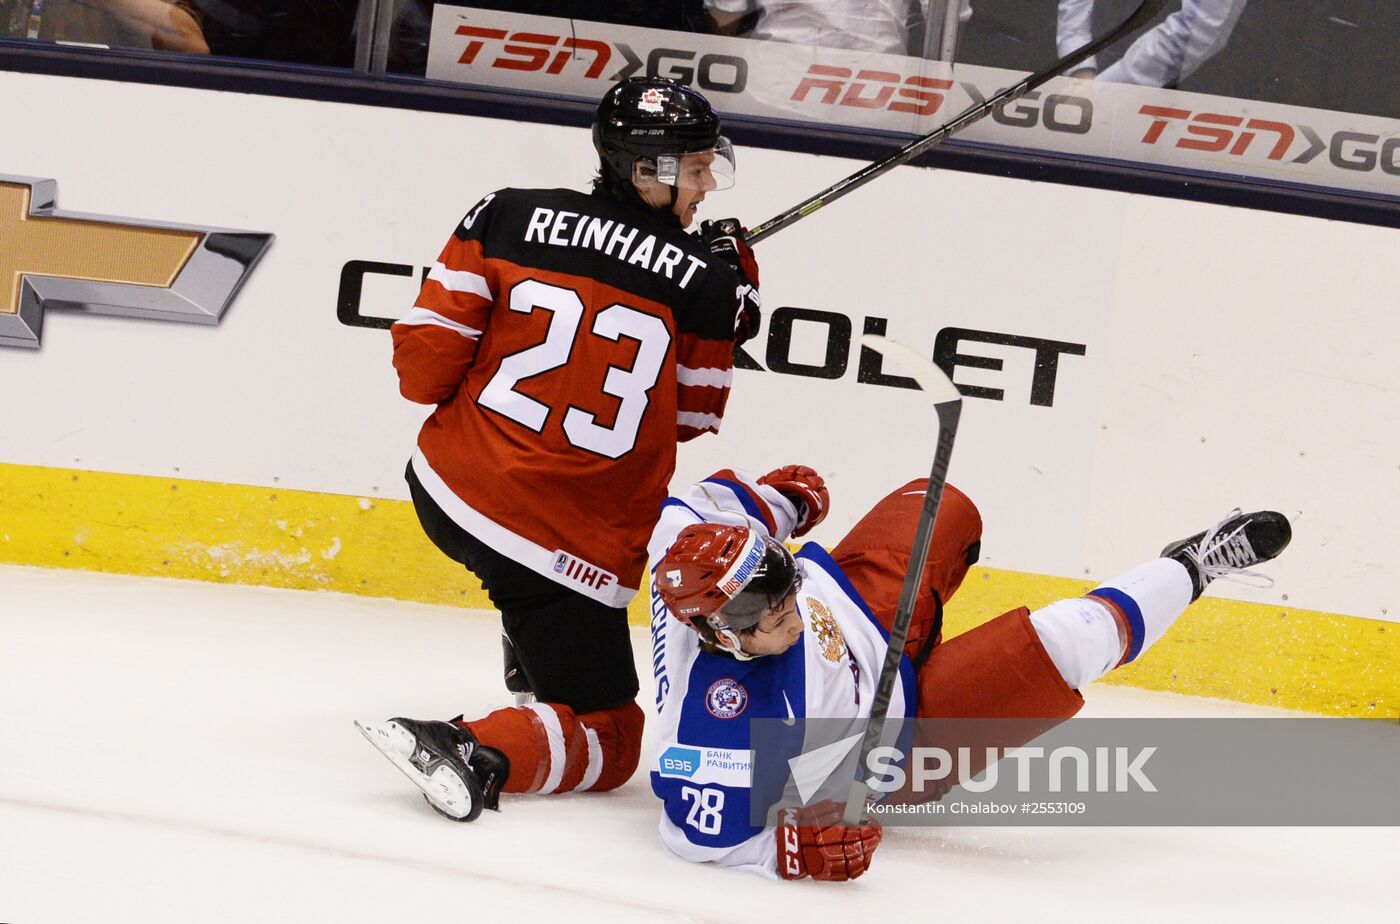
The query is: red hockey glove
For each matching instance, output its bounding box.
[733,285,761,346]
[777,801,883,882]
[759,465,829,538]
[699,218,762,346]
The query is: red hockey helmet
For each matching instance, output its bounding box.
[656,524,799,631]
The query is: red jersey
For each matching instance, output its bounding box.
[392,187,742,606]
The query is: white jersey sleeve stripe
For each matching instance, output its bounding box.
[396,307,483,338]
[678,410,722,430]
[579,727,604,792]
[676,365,733,388]
[426,261,493,299]
[524,703,568,794]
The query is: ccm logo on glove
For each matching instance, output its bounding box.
[776,800,883,881]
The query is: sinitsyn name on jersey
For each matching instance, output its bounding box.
[524,207,709,289]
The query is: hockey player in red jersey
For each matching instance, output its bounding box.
[357,77,762,821]
[647,467,1291,879]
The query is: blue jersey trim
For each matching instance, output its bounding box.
[702,478,769,531]
[1089,587,1147,663]
[658,497,702,522]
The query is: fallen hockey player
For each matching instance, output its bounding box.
[646,466,1290,880]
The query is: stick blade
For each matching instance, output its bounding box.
[860,334,961,406]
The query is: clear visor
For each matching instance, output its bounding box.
[711,538,800,632]
[634,137,736,192]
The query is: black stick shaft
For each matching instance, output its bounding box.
[843,399,961,824]
[746,0,1168,245]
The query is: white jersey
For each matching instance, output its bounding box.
[645,470,914,876]
[1056,0,1248,87]
[705,0,972,55]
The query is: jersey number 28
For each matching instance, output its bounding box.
[681,786,725,835]
[477,279,670,460]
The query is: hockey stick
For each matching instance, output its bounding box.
[746,0,1169,245]
[843,335,962,824]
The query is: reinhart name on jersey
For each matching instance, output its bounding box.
[523,206,711,289]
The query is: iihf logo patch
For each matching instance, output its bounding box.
[550,550,618,592]
[705,678,748,719]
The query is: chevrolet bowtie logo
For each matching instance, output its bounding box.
[0,175,273,349]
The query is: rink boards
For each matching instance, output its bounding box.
[0,71,1396,717]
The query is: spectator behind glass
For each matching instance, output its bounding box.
[1057,0,1247,87]
[2,0,208,51]
[389,1,710,75]
[704,0,971,56]
[189,0,357,68]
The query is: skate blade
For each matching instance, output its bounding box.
[355,720,475,821]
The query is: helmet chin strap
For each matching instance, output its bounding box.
[711,623,758,661]
[612,159,684,228]
[647,181,683,228]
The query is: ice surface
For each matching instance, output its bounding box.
[1,565,1389,922]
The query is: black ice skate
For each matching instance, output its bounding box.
[502,633,535,706]
[356,717,509,822]
[1160,509,1292,601]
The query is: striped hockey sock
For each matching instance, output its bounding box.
[1030,558,1194,689]
[463,700,644,795]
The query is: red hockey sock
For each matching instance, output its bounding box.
[463,700,644,794]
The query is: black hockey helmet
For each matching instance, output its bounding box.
[592,77,734,192]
